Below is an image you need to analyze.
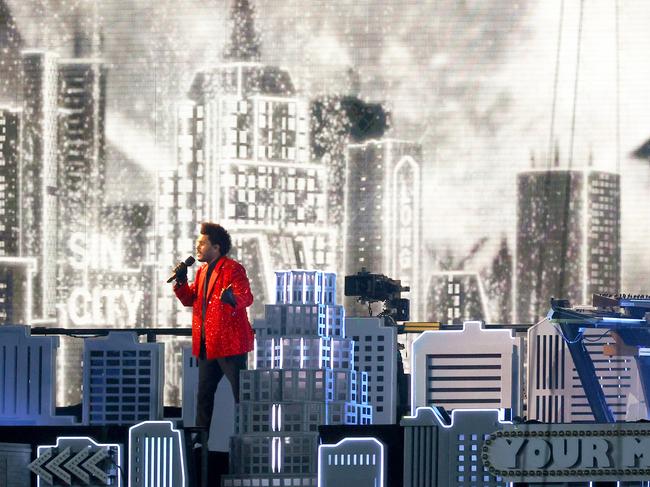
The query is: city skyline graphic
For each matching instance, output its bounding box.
[2,0,650,407]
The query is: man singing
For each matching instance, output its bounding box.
[173,222,254,438]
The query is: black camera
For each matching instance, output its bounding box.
[344,268,410,321]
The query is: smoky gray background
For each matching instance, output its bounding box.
[8,0,650,293]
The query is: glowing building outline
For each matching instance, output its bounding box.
[317,437,385,487]
[35,437,122,487]
[128,420,187,487]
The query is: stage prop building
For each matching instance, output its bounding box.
[2,279,650,485]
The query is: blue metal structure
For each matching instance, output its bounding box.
[548,294,650,423]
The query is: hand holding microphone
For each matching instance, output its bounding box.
[167,256,195,284]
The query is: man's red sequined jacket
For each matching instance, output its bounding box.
[174,256,254,359]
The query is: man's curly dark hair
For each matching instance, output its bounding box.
[200,222,232,255]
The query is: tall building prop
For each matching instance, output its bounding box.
[0,325,74,425]
[346,317,398,424]
[223,270,371,487]
[526,318,638,422]
[82,332,164,425]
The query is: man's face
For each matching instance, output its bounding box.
[195,234,220,263]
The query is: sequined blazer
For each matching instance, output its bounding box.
[174,256,254,359]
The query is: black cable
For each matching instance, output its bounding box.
[557,0,585,299]
[582,329,612,343]
[546,0,564,164]
[108,455,127,484]
[529,0,565,323]
[553,323,585,344]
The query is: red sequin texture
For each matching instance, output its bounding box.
[174,257,255,359]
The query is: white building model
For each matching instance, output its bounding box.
[223,270,372,487]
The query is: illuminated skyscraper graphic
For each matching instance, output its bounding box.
[0,108,34,325]
[55,57,107,307]
[157,62,336,322]
[426,271,488,325]
[515,168,621,323]
[345,139,422,319]
[309,95,390,297]
[0,257,36,325]
[0,107,20,257]
[19,46,115,403]
[52,54,108,406]
[20,50,59,321]
[0,0,23,105]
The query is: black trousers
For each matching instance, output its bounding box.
[196,351,247,433]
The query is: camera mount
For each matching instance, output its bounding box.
[344,268,410,322]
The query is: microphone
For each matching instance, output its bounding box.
[166,256,195,283]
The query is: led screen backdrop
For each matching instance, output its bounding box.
[1,0,649,406]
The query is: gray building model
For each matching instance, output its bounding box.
[346,316,398,424]
[401,408,509,487]
[526,318,638,423]
[222,270,372,487]
[82,332,164,425]
[0,325,74,425]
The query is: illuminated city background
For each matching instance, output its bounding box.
[1,0,650,406]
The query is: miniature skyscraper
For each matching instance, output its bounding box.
[527,318,638,422]
[82,332,164,425]
[223,270,372,487]
[346,317,398,424]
